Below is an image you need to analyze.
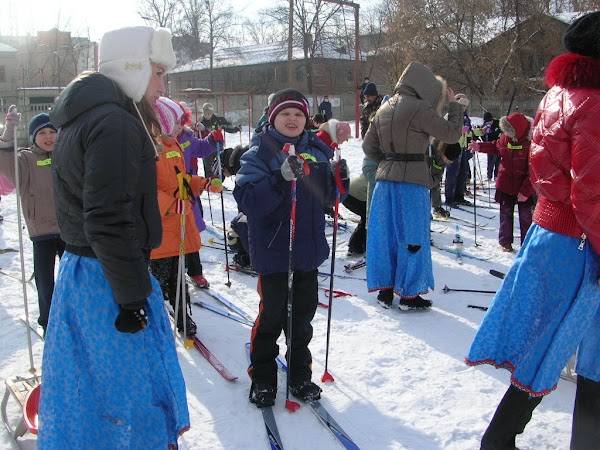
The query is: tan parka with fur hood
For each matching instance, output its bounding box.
[362,61,462,189]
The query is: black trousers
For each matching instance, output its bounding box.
[185,251,203,277]
[249,269,319,387]
[34,237,65,328]
[149,256,191,314]
[482,375,600,450]
[342,194,367,254]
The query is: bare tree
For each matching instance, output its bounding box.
[137,0,178,28]
[263,0,349,94]
[202,0,235,90]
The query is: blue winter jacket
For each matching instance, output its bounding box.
[234,126,346,274]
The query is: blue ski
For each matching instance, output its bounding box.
[274,353,360,449]
[193,301,254,327]
[202,288,256,324]
[245,343,285,450]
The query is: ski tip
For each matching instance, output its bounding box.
[285,399,301,412]
[317,302,329,309]
[321,371,335,383]
[442,285,450,293]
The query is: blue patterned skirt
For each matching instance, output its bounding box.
[366,181,434,297]
[38,252,190,449]
[466,224,600,395]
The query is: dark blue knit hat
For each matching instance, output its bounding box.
[28,113,57,143]
[362,82,378,96]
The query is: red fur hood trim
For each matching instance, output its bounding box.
[545,53,600,89]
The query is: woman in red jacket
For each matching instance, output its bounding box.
[470,112,535,252]
[466,12,600,449]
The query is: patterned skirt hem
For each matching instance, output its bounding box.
[464,357,557,397]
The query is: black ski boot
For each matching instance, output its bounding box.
[176,312,197,337]
[289,380,322,402]
[399,296,432,310]
[249,383,277,408]
[377,289,393,309]
[433,206,451,219]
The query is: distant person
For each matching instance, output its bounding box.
[40,25,189,448]
[358,77,370,105]
[430,140,461,219]
[481,111,502,182]
[199,102,241,177]
[466,12,600,449]
[360,82,383,138]
[318,95,333,121]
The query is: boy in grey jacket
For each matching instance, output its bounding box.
[0,110,65,333]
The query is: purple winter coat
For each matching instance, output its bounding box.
[178,128,217,232]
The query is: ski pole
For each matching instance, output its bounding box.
[442,284,495,294]
[322,147,344,384]
[206,187,214,226]
[468,305,488,311]
[283,143,301,412]
[11,106,36,373]
[174,168,193,348]
[215,140,231,288]
[472,155,480,248]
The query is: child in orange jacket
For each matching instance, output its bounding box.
[151,97,223,335]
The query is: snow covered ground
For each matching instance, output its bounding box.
[0,125,577,449]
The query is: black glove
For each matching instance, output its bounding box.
[281,155,305,181]
[331,158,349,180]
[115,300,148,334]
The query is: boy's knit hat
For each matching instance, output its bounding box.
[362,82,378,96]
[154,96,185,135]
[202,102,214,113]
[28,113,57,143]
[483,112,493,122]
[500,112,530,141]
[563,11,600,58]
[267,89,310,125]
[98,26,176,103]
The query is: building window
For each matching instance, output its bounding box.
[295,66,304,82]
[0,66,5,82]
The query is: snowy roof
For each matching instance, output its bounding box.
[172,41,354,74]
[0,43,17,53]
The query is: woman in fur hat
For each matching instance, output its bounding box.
[362,61,462,310]
[466,11,600,449]
[470,112,535,252]
[40,26,190,448]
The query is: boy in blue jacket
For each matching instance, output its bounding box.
[234,89,349,407]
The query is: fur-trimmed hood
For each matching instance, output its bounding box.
[545,53,600,89]
[394,61,447,116]
[499,113,535,141]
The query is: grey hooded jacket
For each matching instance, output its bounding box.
[362,61,462,189]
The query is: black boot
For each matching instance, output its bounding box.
[571,375,600,449]
[480,385,543,450]
[377,289,393,309]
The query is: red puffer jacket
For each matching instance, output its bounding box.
[530,53,600,254]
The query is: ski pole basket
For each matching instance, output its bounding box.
[1,374,41,448]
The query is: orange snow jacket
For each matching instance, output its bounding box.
[151,137,207,260]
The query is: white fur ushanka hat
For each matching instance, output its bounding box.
[99,26,176,102]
